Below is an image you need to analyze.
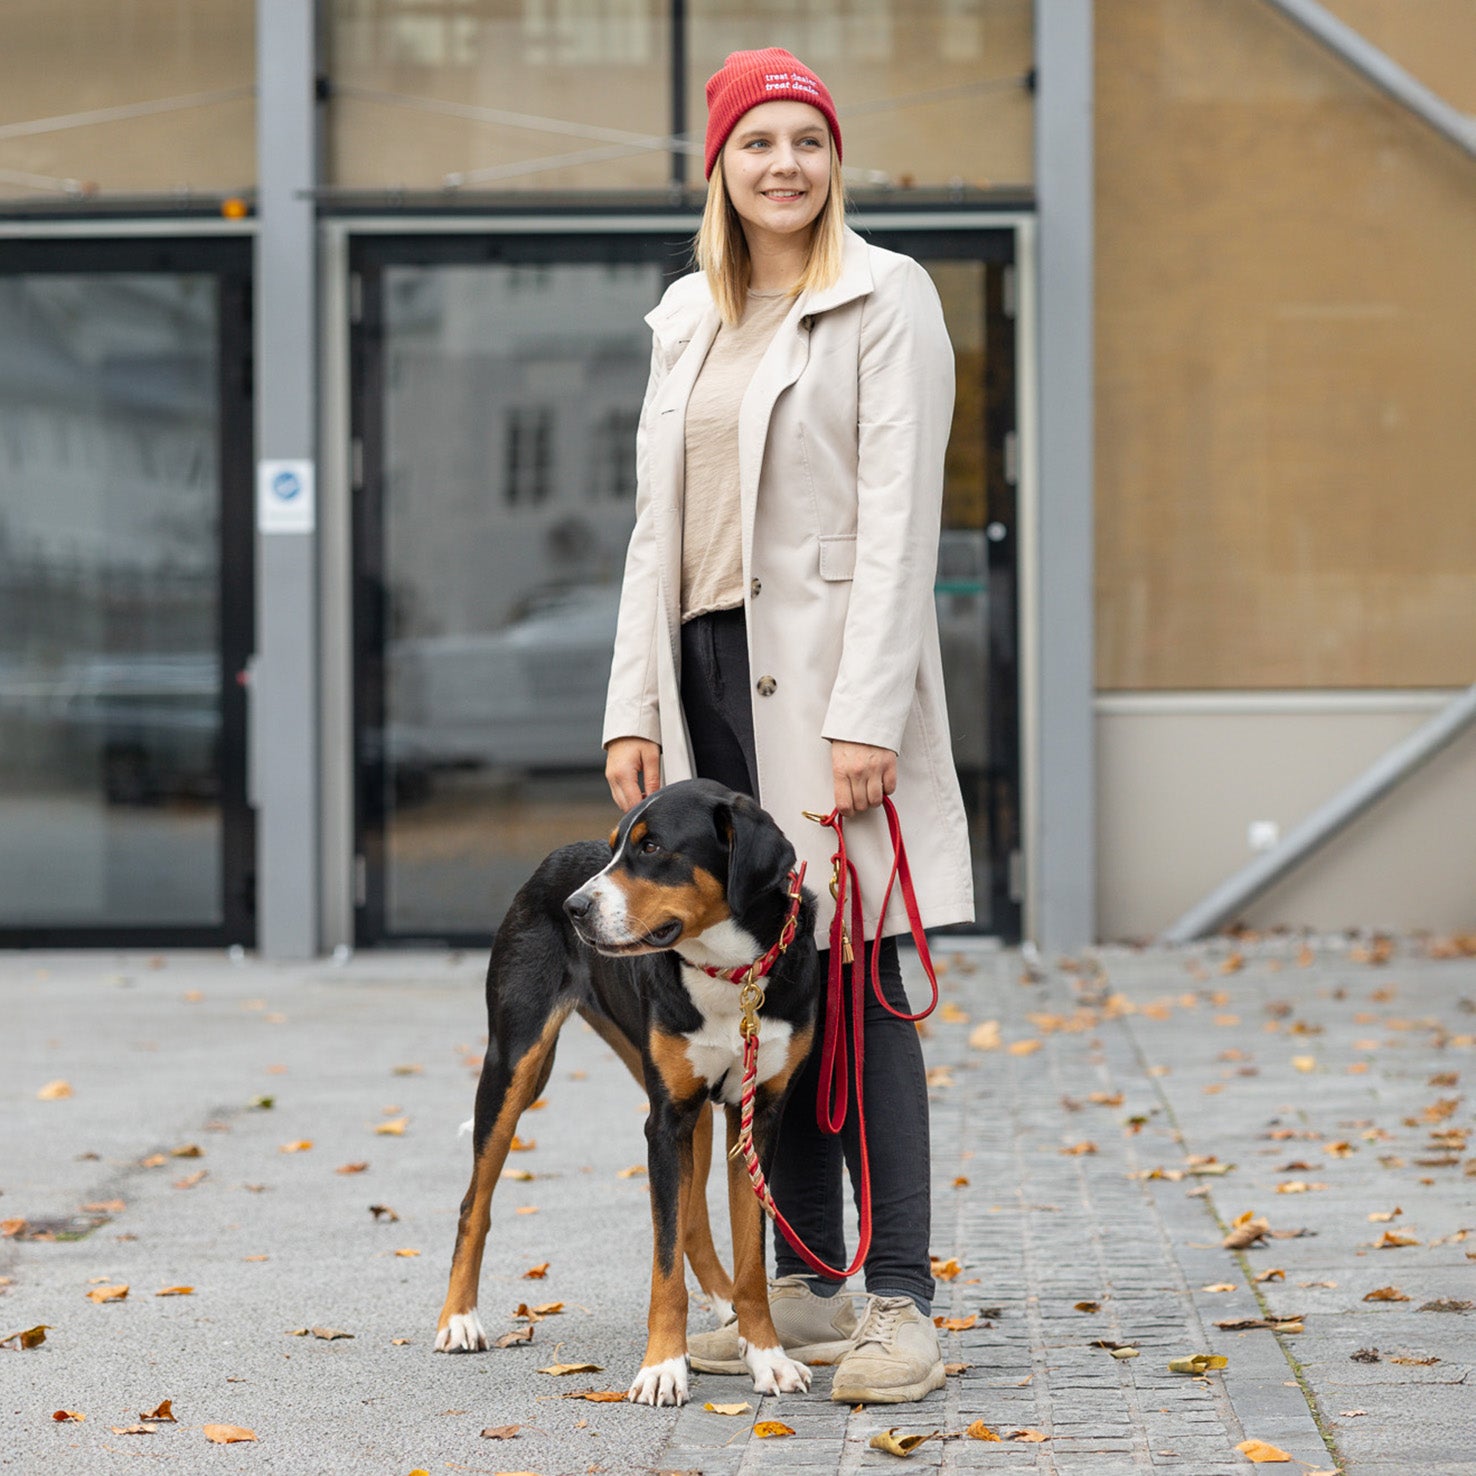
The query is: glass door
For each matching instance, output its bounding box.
[0,237,255,945]
[352,225,1020,943]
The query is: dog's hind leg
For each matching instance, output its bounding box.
[436,1004,570,1351]
[684,1104,734,1322]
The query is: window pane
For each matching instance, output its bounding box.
[1096,0,1476,689]
[376,259,663,935]
[688,1,1034,191]
[328,1,671,190]
[0,1,254,200]
[0,275,224,926]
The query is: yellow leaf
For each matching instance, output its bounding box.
[1253,1268,1286,1284]
[966,1420,1001,1441]
[86,1283,129,1304]
[1060,1141,1098,1156]
[154,1286,194,1296]
[1236,1437,1292,1462]
[203,1425,257,1444]
[1,1325,49,1349]
[617,1164,647,1178]
[52,1410,85,1422]
[279,1140,314,1153]
[1291,1056,1317,1073]
[509,1135,536,1151]
[952,1175,970,1188]
[529,1301,564,1316]
[1008,1038,1041,1057]
[929,1256,962,1281]
[563,1389,626,1401]
[394,1248,420,1257]
[141,1401,176,1423]
[1168,1353,1228,1374]
[523,1261,550,1279]
[539,1362,603,1376]
[940,1001,969,1023]
[336,1162,370,1175]
[1202,1283,1237,1293]
[702,1401,751,1415]
[934,1314,977,1331]
[968,1020,1001,1050]
[869,1427,936,1455]
[502,1167,535,1181]
[1362,1286,1409,1302]
[1009,1428,1050,1442]
[375,1118,408,1136]
[754,1421,794,1438]
[515,1205,539,1215]
[1374,1230,1420,1248]
[36,1080,73,1100]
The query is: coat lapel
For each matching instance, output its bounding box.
[736,230,876,575]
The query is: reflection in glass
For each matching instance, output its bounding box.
[377,261,663,935]
[0,275,222,927]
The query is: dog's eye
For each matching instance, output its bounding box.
[639,839,662,855]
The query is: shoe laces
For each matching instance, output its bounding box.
[853,1294,913,1350]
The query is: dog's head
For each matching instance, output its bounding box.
[563,779,796,960]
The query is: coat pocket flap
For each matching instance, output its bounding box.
[817,534,857,581]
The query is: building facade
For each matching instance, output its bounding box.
[0,1,1469,954]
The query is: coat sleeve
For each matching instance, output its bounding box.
[820,257,955,752]
[602,335,667,749]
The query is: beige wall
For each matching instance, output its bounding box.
[1095,0,1476,690]
[1097,696,1476,940]
[0,1,255,199]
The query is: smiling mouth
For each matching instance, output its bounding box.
[577,917,684,954]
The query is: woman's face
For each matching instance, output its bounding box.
[720,100,832,245]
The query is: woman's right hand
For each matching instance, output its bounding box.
[605,737,662,812]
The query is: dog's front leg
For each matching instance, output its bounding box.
[725,1097,813,1396]
[628,1089,701,1407]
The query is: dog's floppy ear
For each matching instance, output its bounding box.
[719,793,796,919]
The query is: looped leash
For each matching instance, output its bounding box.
[730,797,939,1282]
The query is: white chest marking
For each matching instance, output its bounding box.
[678,964,793,1106]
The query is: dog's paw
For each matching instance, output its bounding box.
[627,1354,690,1407]
[434,1309,488,1352]
[741,1341,812,1395]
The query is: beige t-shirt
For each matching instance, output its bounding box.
[681,290,793,620]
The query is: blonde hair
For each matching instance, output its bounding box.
[694,148,847,326]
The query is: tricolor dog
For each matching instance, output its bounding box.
[435,778,820,1407]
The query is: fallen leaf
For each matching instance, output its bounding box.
[1236,1437,1292,1462]
[480,1424,521,1439]
[375,1118,408,1136]
[0,1325,49,1349]
[939,1001,969,1023]
[141,1401,176,1422]
[495,1325,534,1348]
[869,1428,936,1455]
[1351,1346,1380,1363]
[391,1337,410,1345]
[171,1144,204,1158]
[1275,1181,1327,1194]
[336,1162,369,1175]
[529,1301,564,1316]
[1291,1056,1317,1073]
[1418,1298,1473,1313]
[929,1256,962,1281]
[1110,1346,1141,1359]
[368,1204,400,1222]
[52,1410,85,1422]
[968,1020,1001,1050]
[1362,1286,1409,1302]
[394,1248,420,1258]
[754,1420,795,1437]
[502,1167,535,1181]
[702,1401,751,1415]
[1073,1301,1100,1314]
[1168,1353,1228,1374]
[1215,1316,1304,1332]
[1223,1214,1271,1249]
[952,1175,970,1187]
[249,1095,275,1109]
[1202,1283,1237,1293]
[616,1165,646,1178]
[1060,1141,1098,1156]
[279,1140,313,1153]
[308,1326,353,1340]
[82,1199,126,1213]
[140,1154,167,1168]
[243,1255,269,1262]
[509,1135,535,1151]
[924,1065,954,1087]
[392,1063,423,1076]
[1008,1038,1041,1057]
[203,1425,257,1444]
[523,1262,550,1279]
[561,1389,625,1402]
[1254,1269,1286,1284]
[36,1080,73,1100]
[155,1286,194,1296]
[1009,1428,1050,1442]
[0,1219,25,1238]
[515,1206,539,1215]
[1389,1354,1441,1365]
[1368,1208,1403,1222]
[173,1169,207,1189]
[110,1424,156,1435]
[539,1362,602,1376]
[1374,1231,1420,1248]
[966,1420,1001,1441]
[944,1362,968,1375]
[86,1283,129,1304]
[934,1314,977,1331]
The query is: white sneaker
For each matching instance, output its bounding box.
[687,1275,858,1375]
[828,1295,945,1404]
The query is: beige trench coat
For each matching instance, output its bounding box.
[603,228,974,941]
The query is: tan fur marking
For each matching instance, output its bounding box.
[610,868,730,941]
[725,1105,782,1353]
[648,1029,705,1103]
[607,825,620,849]
[641,1133,692,1370]
[684,1105,734,1308]
[438,1007,570,1332]
[627,820,647,847]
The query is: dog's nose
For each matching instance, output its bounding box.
[564,890,592,921]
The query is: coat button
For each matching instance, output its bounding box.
[756,675,777,697]
[750,577,762,598]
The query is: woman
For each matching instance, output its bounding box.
[603,48,973,1405]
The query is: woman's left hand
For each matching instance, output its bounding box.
[830,740,897,816]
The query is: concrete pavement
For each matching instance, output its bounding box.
[1,934,1472,1474]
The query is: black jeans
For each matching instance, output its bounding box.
[679,609,935,1310]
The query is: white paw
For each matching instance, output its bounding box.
[435,1309,488,1352]
[627,1354,690,1407]
[741,1340,812,1395]
[707,1296,733,1326]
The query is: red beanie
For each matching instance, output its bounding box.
[703,48,841,180]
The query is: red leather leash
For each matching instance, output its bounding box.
[731,797,939,1281]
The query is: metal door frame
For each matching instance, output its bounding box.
[0,231,257,947]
